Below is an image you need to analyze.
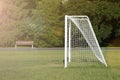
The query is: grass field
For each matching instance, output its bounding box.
[0,48,119,80]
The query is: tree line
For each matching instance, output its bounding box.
[0,0,120,47]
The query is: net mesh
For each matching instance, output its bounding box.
[66,16,107,67]
[70,20,99,66]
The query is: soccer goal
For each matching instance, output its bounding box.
[64,15,107,68]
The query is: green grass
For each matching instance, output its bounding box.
[0,49,119,80]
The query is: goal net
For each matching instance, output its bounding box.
[64,15,107,68]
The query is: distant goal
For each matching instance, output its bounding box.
[64,15,107,68]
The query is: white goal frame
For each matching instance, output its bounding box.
[64,15,107,68]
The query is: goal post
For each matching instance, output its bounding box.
[64,15,107,68]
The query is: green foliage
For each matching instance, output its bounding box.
[64,0,120,46]
[33,0,64,47]
[31,0,120,47]
[0,0,120,47]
